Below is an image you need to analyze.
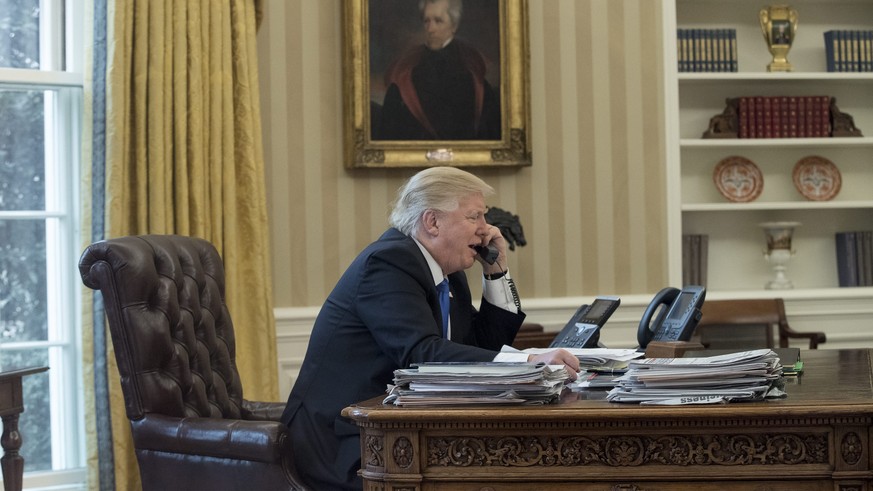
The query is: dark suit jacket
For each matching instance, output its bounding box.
[280,228,525,490]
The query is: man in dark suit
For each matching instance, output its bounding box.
[280,167,579,490]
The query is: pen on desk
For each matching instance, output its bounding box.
[588,368,625,375]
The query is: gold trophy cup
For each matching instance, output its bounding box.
[759,5,798,72]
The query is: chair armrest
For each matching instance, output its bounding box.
[131,413,290,464]
[242,400,287,421]
[781,326,827,349]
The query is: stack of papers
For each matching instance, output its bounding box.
[606,349,786,405]
[684,347,803,376]
[384,362,569,406]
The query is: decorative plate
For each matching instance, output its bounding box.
[713,156,764,202]
[793,155,841,201]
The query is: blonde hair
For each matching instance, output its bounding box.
[390,166,494,236]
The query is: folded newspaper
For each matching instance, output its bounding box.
[606,349,787,405]
[384,362,569,406]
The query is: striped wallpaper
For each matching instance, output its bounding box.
[257,0,667,308]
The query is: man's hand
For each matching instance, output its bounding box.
[478,225,509,274]
[528,349,580,381]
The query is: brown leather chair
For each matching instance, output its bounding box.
[78,235,306,490]
[693,298,826,350]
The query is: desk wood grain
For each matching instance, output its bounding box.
[343,349,873,490]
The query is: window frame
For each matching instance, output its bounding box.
[0,0,87,487]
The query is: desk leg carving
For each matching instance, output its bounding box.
[839,431,863,466]
[0,413,23,491]
[365,434,384,467]
[392,436,414,468]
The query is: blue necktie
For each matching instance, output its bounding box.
[437,279,450,338]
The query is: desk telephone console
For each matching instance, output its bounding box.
[545,285,706,350]
[549,296,621,349]
[637,285,706,349]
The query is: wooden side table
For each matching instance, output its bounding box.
[0,367,48,491]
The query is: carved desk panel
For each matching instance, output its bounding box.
[343,349,873,491]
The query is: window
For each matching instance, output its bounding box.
[0,0,85,488]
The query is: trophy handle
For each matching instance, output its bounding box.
[788,10,799,39]
[759,9,770,41]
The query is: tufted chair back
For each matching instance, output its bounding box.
[79,235,305,490]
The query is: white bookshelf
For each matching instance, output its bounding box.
[662,0,873,302]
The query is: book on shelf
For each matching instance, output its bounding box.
[824,30,873,72]
[677,28,737,73]
[682,234,708,287]
[862,231,873,287]
[735,95,830,139]
[835,231,873,287]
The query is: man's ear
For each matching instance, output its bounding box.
[421,209,440,236]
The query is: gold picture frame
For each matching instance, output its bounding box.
[342,0,531,169]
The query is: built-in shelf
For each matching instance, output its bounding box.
[681,137,873,148]
[664,0,873,296]
[704,287,873,301]
[683,201,873,212]
[679,72,873,81]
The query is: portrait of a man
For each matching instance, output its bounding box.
[771,20,790,45]
[369,0,502,141]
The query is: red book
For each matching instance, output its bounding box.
[780,96,790,137]
[754,96,765,139]
[770,97,782,138]
[804,96,816,137]
[797,97,807,138]
[821,96,831,137]
[739,97,750,138]
[762,97,773,138]
[787,97,799,138]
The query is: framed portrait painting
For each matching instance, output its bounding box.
[342,0,531,168]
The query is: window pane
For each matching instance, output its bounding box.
[0,1,41,69]
[0,219,47,342]
[0,348,51,472]
[0,89,45,211]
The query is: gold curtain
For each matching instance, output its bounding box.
[89,0,273,489]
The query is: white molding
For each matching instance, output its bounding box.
[274,307,319,398]
[0,67,82,87]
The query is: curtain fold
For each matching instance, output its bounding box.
[84,1,273,489]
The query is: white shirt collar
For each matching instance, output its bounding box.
[412,237,445,287]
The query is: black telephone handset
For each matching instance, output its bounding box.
[549,296,621,349]
[475,244,499,265]
[637,285,706,349]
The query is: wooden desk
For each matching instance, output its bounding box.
[342,349,873,490]
[0,367,48,491]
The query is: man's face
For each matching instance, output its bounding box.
[422,0,456,50]
[431,193,489,274]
